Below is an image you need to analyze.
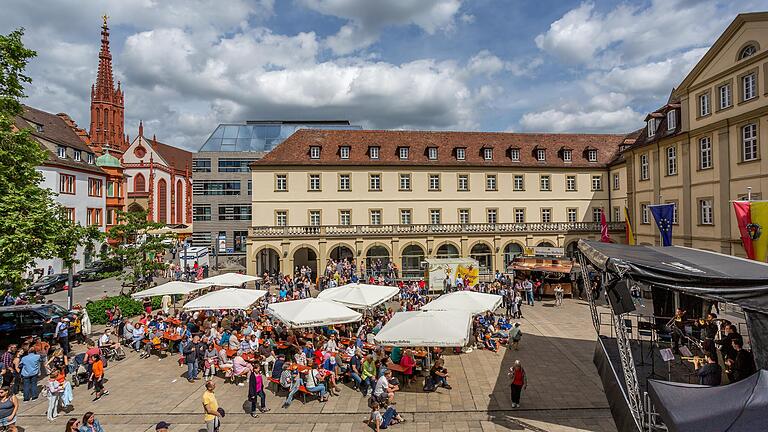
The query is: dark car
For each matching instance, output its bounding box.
[26,273,81,295]
[0,304,74,348]
[76,260,121,281]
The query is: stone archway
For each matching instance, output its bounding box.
[255,246,281,277]
[470,242,493,274]
[128,202,144,213]
[329,244,354,262]
[435,242,460,258]
[503,242,524,270]
[401,244,426,278]
[293,246,318,277]
[565,241,579,258]
[538,241,555,247]
[365,245,391,277]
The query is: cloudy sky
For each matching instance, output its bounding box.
[2,0,766,150]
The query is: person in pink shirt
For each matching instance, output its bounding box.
[399,349,416,385]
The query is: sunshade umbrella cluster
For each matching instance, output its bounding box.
[317,283,399,309]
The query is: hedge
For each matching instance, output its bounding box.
[86,295,162,325]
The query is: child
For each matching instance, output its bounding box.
[367,400,404,431]
[90,354,108,401]
[46,371,63,421]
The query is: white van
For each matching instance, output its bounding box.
[180,246,210,268]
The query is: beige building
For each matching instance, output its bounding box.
[617,12,768,255]
[247,130,632,277]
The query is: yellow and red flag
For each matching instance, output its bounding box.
[624,207,636,245]
[733,201,768,262]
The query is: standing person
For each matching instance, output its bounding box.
[78,412,104,432]
[247,364,269,417]
[523,279,534,306]
[202,381,222,432]
[0,386,19,432]
[508,360,527,408]
[54,318,70,355]
[46,371,63,421]
[184,335,204,382]
[19,347,40,402]
[509,322,522,350]
[554,284,564,306]
[90,354,107,401]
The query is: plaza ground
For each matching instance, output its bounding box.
[17,295,616,432]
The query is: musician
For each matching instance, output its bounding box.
[719,324,741,362]
[695,313,719,341]
[671,308,686,354]
[726,338,756,383]
[693,353,721,386]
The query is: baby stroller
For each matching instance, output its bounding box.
[68,353,90,387]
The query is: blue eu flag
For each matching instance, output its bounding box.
[649,204,675,246]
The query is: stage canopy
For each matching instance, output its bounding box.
[182,288,267,311]
[130,281,213,299]
[316,283,399,309]
[267,298,362,328]
[198,273,261,286]
[648,370,768,432]
[374,310,473,347]
[421,291,502,315]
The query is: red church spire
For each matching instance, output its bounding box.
[89,14,127,155]
[96,15,114,101]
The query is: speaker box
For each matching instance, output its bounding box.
[606,278,636,315]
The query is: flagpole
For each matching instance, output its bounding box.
[748,187,752,201]
[658,194,663,246]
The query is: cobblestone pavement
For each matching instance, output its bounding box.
[16,298,616,432]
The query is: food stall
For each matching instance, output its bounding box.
[508,246,576,297]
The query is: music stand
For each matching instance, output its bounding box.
[660,348,675,381]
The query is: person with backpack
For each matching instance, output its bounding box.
[509,322,522,351]
[508,360,527,408]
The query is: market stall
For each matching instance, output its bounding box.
[317,283,399,309]
[182,288,267,311]
[510,256,575,297]
[267,297,362,328]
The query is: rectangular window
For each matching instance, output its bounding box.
[400,209,412,225]
[666,146,677,175]
[369,146,379,159]
[719,84,731,109]
[539,175,550,191]
[193,205,212,221]
[667,110,676,130]
[64,208,75,223]
[567,208,577,223]
[592,208,602,223]
[86,208,102,226]
[308,174,321,191]
[699,199,713,225]
[339,210,351,226]
[191,232,211,247]
[641,203,649,224]
[513,175,524,191]
[485,174,497,191]
[57,146,66,158]
[309,210,321,226]
[743,123,758,162]
[248,180,252,196]
[640,154,649,180]
[106,181,116,197]
[370,209,382,225]
[667,201,678,224]
[743,73,756,101]
[217,159,253,172]
[339,174,351,191]
[613,207,621,222]
[563,149,572,162]
[566,175,576,191]
[192,159,211,172]
[399,173,411,191]
[192,181,241,196]
[486,208,497,224]
[275,210,287,227]
[310,146,321,159]
[459,209,470,224]
[429,209,441,225]
[699,93,710,117]
[218,205,251,221]
[106,209,116,225]
[73,150,81,162]
[369,174,381,191]
[399,147,409,159]
[483,148,493,160]
[59,174,75,194]
[233,231,248,253]
[88,178,103,197]
[275,174,288,191]
[588,149,598,162]
[613,173,620,190]
[647,119,656,137]
[456,148,465,160]
[541,208,551,223]
[87,153,95,164]
[699,136,712,169]
[514,208,525,223]
[457,174,469,191]
[536,149,546,161]
[428,174,440,191]
[510,148,520,161]
[428,147,438,160]
[339,146,350,159]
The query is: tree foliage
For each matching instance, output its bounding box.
[106,210,170,291]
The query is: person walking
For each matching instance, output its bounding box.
[247,364,269,417]
[202,381,222,432]
[19,347,40,402]
[54,318,70,355]
[509,322,522,351]
[508,360,527,408]
[90,354,108,401]
[45,371,63,421]
[0,386,19,432]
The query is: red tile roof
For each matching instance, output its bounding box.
[146,136,192,171]
[254,129,627,168]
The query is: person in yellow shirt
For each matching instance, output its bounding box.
[202,381,221,432]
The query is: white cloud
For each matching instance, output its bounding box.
[467,50,505,77]
[520,106,642,133]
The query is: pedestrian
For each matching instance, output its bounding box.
[0,386,19,432]
[184,335,204,382]
[554,283,564,306]
[523,279,534,306]
[54,318,70,355]
[508,360,527,408]
[19,347,40,402]
[509,322,522,351]
[90,354,107,401]
[247,364,269,417]
[78,411,105,432]
[202,381,222,432]
[46,370,63,421]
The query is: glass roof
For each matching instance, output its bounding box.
[197,121,361,153]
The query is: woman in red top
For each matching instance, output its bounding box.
[399,349,416,385]
[508,360,527,407]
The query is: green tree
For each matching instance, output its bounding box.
[0,29,67,289]
[52,213,104,308]
[107,210,170,292]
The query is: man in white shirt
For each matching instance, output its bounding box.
[323,335,338,353]
[373,370,397,404]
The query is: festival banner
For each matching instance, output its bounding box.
[600,208,611,243]
[624,207,635,245]
[648,203,674,246]
[732,201,755,259]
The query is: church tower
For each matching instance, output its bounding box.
[89,15,127,155]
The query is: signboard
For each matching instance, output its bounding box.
[524,246,564,257]
[425,258,480,291]
[218,235,226,253]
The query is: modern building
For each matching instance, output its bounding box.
[15,106,107,273]
[616,12,768,255]
[192,121,360,256]
[247,129,630,277]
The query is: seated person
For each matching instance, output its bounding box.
[368,400,404,430]
[373,370,398,405]
[247,334,259,352]
[271,356,286,380]
[430,358,452,389]
[232,354,252,381]
[389,347,403,364]
[304,364,329,402]
[228,331,240,351]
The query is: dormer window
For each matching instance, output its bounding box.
[647,118,656,137]
[667,110,676,130]
[309,146,321,159]
[563,149,572,162]
[536,149,546,161]
[739,44,757,60]
[398,147,409,160]
[428,147,438,160]
[510,148,520,161]
[483,148,493,160]
[73,150,81,162]
[339,146,350,159]
[57,146,66,158]
[87,153,95,164]
[456,148,465,160]
[34,123,44,133]
[588,149,598,162]
[369,146,379,159]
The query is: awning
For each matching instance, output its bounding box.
[130,281,213,299]
[198,272,261,286]
[182,288,267,311]
[511,257,573,273]
[317,283,399,309]
[267,298,362,328]
[374,310,472,347]
[421,291,502,315]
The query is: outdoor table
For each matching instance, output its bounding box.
[242,352,261,363]
[288,362,311,373]
[167,318,182,325]
[163,332,182,352]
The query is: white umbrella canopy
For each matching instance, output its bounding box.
[421,291,503,315]
[130,281,214,299]
[198,273,261,286]
[374,310,473,347]
[267,298,362,328]
[317,283,399,309]
[182,288,267,311]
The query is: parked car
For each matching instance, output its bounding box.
[26,273,80,295]
[76,260,121,281]
[0,303,75,348]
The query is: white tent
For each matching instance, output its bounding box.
[130,281,213,299]
[374,310,473,347]
[421,291,503,315]
[267,298,362,328]
[182,288,267,311]
[316,283,399,309]
[198,273,261,287]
